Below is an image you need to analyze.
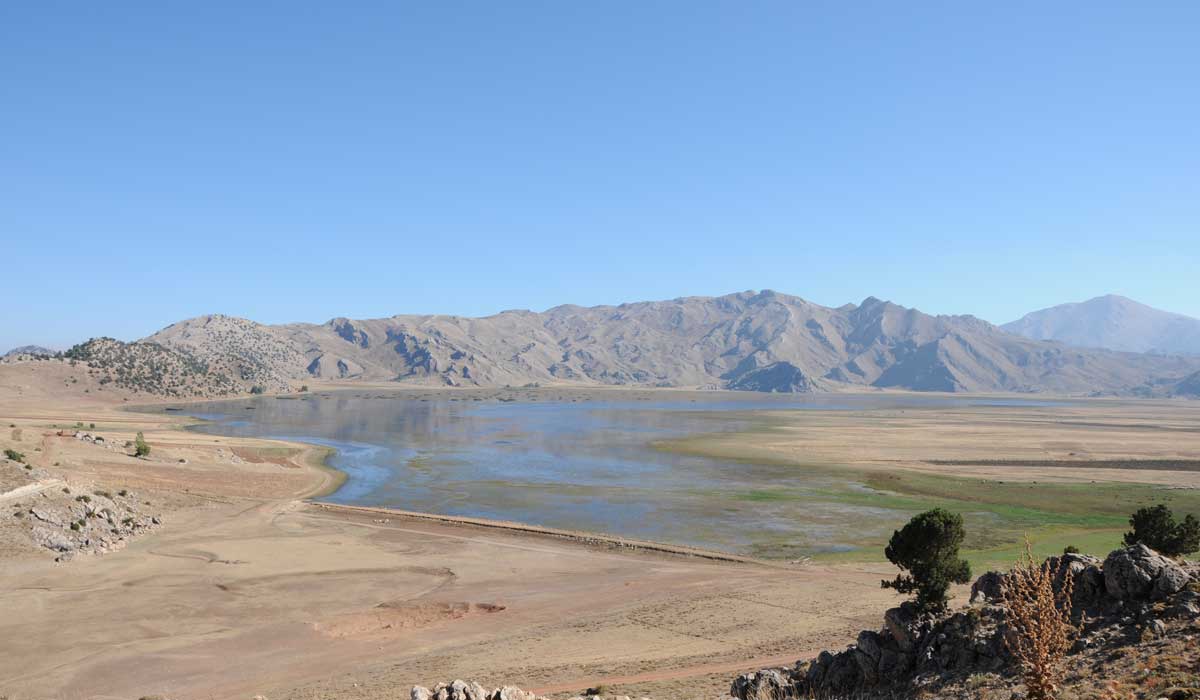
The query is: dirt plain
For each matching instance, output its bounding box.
[1,361,1198,699]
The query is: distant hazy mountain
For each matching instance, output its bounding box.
[1002,295,1200,355]
[3,345,57,358]
[140,290,1200,396]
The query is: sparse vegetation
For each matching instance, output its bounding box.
[1062,545,1080,554]
[1000,540,1079,700]
[250,385,266,394]
[3,448,25,462]
[63,337,238,397]
[1123,504,1200,556]
[881,508,972,613]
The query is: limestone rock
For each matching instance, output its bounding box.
[730,668,799,699]
[1104,545,1190,600]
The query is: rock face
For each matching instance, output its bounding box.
[731,544,1200,700]
[141,290,1200,395]
[1103,544,1190,600]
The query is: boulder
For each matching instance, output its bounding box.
[1103,545,1190,600]
[730,668,798,699]
[884,602,924,651]
[970,571,1005,604]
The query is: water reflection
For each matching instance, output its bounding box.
[166,392,1062,557]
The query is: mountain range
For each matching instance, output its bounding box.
[124,290,1200,398]
[1003,295,1200,356]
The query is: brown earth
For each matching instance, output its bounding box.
[2,364,1198,700]
[0,366,898,700]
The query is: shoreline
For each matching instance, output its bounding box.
[130,388,1200,569]
[312,501,781,567]
[135,400,774,566]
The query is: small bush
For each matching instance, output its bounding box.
[1124,504,1200,556]
[3,448,25,462]
[1062,545,1080,554]
[881,508,972,613]
[69,521,80,531]
[75,495,91,503]
[134,432,150,457]
[249,385,266,395]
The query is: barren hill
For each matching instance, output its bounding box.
[1002,294,1200,355]
[142,290,1200,396]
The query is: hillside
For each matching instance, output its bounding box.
[1003,294,1200,355]
[141,290,1200,396]
[61,337,239,398]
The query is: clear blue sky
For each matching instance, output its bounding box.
[3,1,1198,350]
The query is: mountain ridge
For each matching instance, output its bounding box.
[139,290,1200,397]
[1002,294,1200,356]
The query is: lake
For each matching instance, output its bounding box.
[168,390,1059,558]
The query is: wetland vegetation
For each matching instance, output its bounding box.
[169,390,1200,567]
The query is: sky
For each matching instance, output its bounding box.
[2,1,1198,350]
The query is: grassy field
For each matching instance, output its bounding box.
[656,401,1200,569]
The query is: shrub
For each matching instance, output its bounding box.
[3,448,25,462]
[299,385,309,392]
[134,432,151,457]
[881,508,972,613]
[1062,545,1080,554]
[250,385,265,395]
[1124,504,1200,556]
[1001,539,1079,700]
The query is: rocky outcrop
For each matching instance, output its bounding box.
[410,682,649,700]
[731,545,1200,700]
[6,457,162,561]
[726,362,816,393]
[1103,544,1190,600]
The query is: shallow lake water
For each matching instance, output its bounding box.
[169,391,1060,558]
